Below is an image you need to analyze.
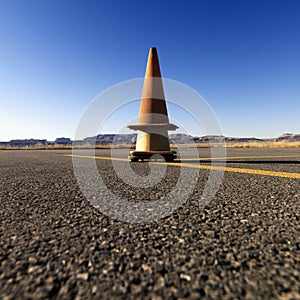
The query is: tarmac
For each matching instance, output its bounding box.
[0,148,299,299]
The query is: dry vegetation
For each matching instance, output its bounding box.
[174,141,300,148]
[1,141,300,150]
[224,141,300,148]
[0,143,136,150]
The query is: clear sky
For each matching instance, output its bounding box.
[0,0,299,141]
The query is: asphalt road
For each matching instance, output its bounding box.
[0,149,299,299]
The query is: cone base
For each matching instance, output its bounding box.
[128,150,177,162]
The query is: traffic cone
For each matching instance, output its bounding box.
[127,47,178,162]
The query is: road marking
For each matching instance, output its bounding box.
[163,162,300,179]
[68,154,300,179]
[68,154,128,162]
[180,155,300,161]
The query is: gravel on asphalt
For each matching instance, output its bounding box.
[0,150,299,299]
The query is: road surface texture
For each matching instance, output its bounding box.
[0,149,299,299]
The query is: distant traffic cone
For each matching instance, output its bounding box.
[127,47,178,162]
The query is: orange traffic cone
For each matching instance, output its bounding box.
[127,47,178,162]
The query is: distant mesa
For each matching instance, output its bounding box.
[0,133,299,148]
[276,133,300,141]
[54,137,72,145]
[0,139,48,147]
[79,134,137,145]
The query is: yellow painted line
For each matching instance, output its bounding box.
[180,155,300,161]
[162,162,300,179]
[66,154,128,162]
[68,154,300,179]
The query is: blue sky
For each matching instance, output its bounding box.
[0,0,299,141]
